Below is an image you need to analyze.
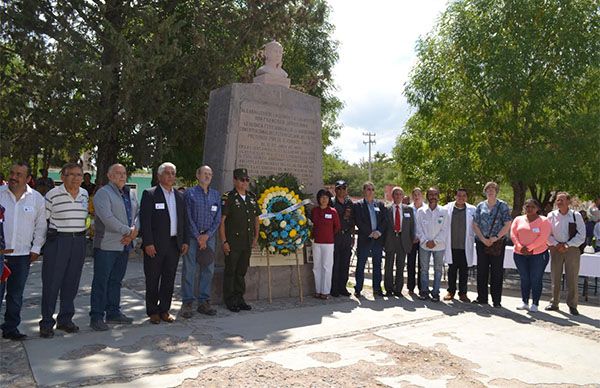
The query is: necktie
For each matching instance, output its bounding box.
[395,205,401,232]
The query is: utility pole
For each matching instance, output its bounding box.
[363,131,376,182]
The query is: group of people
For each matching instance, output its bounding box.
[311,180,592,317]
[0,161,595,341]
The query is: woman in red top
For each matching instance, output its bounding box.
[311,189,341,299]
[510,199,551,312]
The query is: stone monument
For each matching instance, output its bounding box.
[203,40,322,301]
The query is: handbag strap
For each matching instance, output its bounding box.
[487,203,500,238]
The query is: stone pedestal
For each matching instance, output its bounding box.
[202,82,322,303]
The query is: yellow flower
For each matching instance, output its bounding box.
[259,231,267,239]
[281,249,289,255]
[298,219,306,226]
[277,239,284,245]
[289,229,297,237]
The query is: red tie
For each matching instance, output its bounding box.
[395,205,401,232]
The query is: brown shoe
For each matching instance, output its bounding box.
[443,292,455,301]
[180,302,193,319]
[149,314,160,324]
[458,293,471,303]
[197,302,217,316]
[160,313,175,323]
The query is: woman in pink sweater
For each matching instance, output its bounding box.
[510,199,551,312]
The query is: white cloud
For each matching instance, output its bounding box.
[327,0,448,163]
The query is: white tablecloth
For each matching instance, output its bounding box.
[472,246,600,277]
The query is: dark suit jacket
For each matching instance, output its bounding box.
[140,186,189,252]
[354,198,387,248]
[384,204,415,253]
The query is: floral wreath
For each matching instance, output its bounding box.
[253,173,312,255]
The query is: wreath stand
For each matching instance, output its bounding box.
[264,249,303,304]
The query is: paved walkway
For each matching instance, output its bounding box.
[1,255,599,387]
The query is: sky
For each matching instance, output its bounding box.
[326,0,448,164]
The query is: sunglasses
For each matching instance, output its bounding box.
[237,177,250,182]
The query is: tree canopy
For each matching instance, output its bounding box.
[394,0,599,214]
[1,0,341,182]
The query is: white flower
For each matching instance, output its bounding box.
[280,221,287,229]
[286,194,293,200]
[266,194,273,201]
[296,238,302,245]
[263,218,270,226]
[261,209,267,214]
[268,246,275,252]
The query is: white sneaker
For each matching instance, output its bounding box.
[516,302,529,310]
[529,304,538,312]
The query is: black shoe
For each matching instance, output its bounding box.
[354,291,362,298]
[394,292,404,298]
[2,331,27,341]
[56,322,80,333]
[545,304,559,311]
[340,291,351,297]
[239,302,252,311]
[569,307,579,316]
[374,290,384,297]
[40,327,54,338]
[330,293,340,298]
[493,303,502,308]
[106,313,134,324]
[472,299,487,305]
[418,294,429,301]
[384,291,394,297]
[431,295,440,302]
[227,305,241,312]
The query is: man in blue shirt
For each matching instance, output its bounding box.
[181,166,221,317]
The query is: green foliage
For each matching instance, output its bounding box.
[396,0,600,212]
[1,0,341,182]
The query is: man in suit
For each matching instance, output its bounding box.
[353,181,387,297]
[384,186,415,297]
[140,162,189,324]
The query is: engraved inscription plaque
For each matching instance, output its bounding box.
[236,101,320,190]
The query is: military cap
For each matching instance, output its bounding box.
[335,180,347,188]
[233,168,249,179]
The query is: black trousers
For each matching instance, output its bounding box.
[144,238,180,316]
[40,234,86,329]
[331,234,353,295]
[447,249,468,295]
[406,242,421,292]
[223,248,251,308]
[384,235,407,293]
[475,240,505,304]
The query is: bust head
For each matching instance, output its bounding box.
[264,40,283,68]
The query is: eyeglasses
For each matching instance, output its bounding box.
[237,177,250,182]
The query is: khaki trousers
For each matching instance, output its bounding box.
[549,247,581,308]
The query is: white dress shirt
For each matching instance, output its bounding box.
[0,185,47,255]
[547,209,586,247]
[416,204,449,251]
[160,185,177,237]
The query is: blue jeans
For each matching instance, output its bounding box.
[0,255,31,334]
[181,236,215,304]
[514,251,549,305]
[89,249,129,321]
[355,238,383,293]
[419,248,444,297]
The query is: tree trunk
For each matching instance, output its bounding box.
[95,0,124,185]
[511,180,527,218]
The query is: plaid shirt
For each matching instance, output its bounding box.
[184,185,221,239]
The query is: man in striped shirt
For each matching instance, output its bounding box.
[39,163,89,338]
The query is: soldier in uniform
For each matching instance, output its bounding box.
[330,180,355,297]
[219,168,260,312]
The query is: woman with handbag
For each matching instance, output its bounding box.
[472,182,512,307]
[510,199,551,312]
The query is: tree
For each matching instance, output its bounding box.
[1,1,341,182]
[396,0,600,215]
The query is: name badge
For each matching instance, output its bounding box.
[532,227,540,233]
[324,213,333,219]
[155,203,165,210]
[374,207,380,212]
[23,206,34,213]
[211,205,218,212]
[404,213,411,218]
